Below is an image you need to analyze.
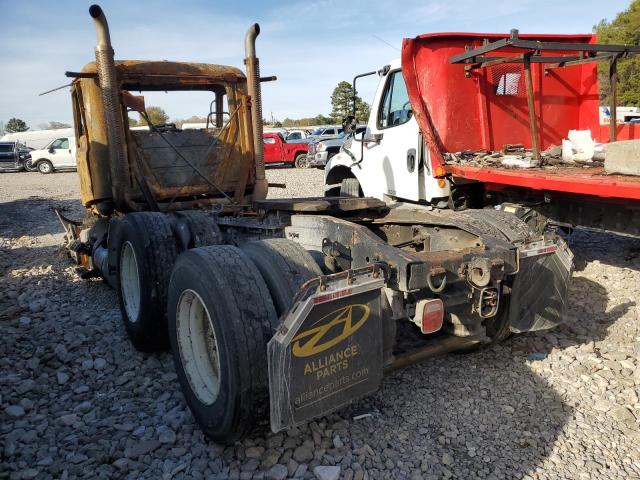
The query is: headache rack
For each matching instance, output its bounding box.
[449,29,640,160]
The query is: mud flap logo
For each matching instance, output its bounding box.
[292,304,370,357]
[268,288,383,432]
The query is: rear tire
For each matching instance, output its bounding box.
[115,212,179,352]
[294,154,309,169]
[167,246,278,443]
[37,160,53,174]
[24,159,38,172]
[241,239,322,318]
[340,178,361,197]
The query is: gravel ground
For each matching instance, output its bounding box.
[1,170,639,480]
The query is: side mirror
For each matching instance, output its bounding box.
[342,115,357,134]
[48,147,55,153]
[364,132,383,143]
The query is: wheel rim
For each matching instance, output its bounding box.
[39,162,51,173]
[120,241,141,322]
[296,156,307,168]
[176,289,221,405]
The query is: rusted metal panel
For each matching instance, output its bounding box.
[73,59,255,213]
[80,60,246,84]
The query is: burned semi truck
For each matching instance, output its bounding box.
[59,5,573,442]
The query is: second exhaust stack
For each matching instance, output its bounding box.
[245,24,268,200]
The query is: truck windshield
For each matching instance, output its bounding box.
[126,90,230,129]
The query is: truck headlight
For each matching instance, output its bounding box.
[316,143,327,152]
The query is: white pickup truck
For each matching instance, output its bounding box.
[29,136,77,173]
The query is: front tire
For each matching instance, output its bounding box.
[37,160,53,174]
[115,212,179,352]
[24,159,38,172]
[167,246,278,443]
[294,154,309,169]
[340,178,361,197]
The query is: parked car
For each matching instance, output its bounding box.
[309,126,343,138]
[263,133,310,168]
[0,141,33,171]
[284,129,312,141]
[30,136,77,173]
[307,127,366,168]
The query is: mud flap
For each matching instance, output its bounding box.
[268,266,385,433]
[508,236,574,332]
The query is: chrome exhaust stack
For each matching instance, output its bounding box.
[89,4,128,210]
[244,24,268,200]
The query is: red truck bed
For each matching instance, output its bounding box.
[401,32,640,201]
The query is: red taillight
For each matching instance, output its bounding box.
[414,298,444,334]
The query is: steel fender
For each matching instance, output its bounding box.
[324,152,365,194]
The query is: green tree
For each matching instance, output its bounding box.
[45,121,71,130]
[128,117,139,127]
[330,81,370,123]
[5,118,29,133]
[596,0,640,106]
[139,106,169,126]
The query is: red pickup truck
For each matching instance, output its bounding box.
[263,133,309,168]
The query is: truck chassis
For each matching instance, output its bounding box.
[60,5,573,443]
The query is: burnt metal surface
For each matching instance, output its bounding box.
[72,59,255,213]
[254,196,388,213]
[283,213,517,293]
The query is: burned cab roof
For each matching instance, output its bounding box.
[78,60,246,90]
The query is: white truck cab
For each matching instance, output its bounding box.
[324,59,450,206]
[30,136,77,173]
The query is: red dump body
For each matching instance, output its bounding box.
[401,32,640,200]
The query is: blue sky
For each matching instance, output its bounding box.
[0,0,632,129]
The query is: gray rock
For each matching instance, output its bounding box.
[94,357,107,370]
[608,405,637,428]
[293,445,314,463]
[19,316,31,326]
[74,401,92,413]
[54,344,68,363]
[19,468,39,479]
[158,426,177,444]
[28,299,46,313]
[245,446,265,459]
[59,414,79,426]
[265,464,288,480]
[57,371,70,385]
[5,405,25,418]
[313,465,341,480]
[125,440,161,458]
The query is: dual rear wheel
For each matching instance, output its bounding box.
[114,219,321,442]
